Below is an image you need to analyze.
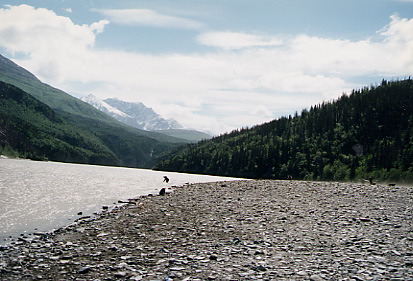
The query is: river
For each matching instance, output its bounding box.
[0,158,240,244]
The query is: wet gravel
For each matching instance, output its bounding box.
[1,180,412,280]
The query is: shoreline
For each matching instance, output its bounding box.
[0,188,166,247]
[0,157,243,246]
[0,180,192,247]
[1,180,412,280]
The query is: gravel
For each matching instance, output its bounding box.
[1,180,412,280]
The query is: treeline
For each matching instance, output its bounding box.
[155,79,413,183]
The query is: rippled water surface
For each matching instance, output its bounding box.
[0,158,238,244]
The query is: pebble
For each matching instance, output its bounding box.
[77,266,92,274]
[1,180,412,280]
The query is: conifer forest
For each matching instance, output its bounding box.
[155,79,413,183]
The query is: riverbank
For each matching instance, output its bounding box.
[1,180,412,280]
[0,158,239,244]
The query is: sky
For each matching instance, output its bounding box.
[0,1,412,135]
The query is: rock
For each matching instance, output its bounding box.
[170,267,186,271]
[310,274,325,281]
[77,266,91,274]
[405,259,413,266]
[296,270,307,276]
[114,271,128,277]
[359,217,372,222]
[252,265,267,272]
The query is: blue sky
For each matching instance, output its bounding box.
[1,1,412,134]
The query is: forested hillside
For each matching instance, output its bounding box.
[0,81,119,163]
[0,54,187,167]
[155,79,413,183]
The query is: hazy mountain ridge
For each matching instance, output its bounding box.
[153,129,212,142]
[81,94,211,141]
[81,94,173,131]
[80,95,130,119]
[104,97,184,131]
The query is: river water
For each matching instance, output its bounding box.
[0,158,239,244]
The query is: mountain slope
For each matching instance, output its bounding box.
[104,98,183,131]
[0,54,187,167]
[80,94,131,120]
[153,129,212,142]
[80,95,182,131]
[155,79,413,183]
[0,81,118,164]
[0,55,113,122]
[0,55,188,143]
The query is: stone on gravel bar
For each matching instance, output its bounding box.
[1,180,412,280]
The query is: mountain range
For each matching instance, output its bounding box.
[80,94,183,131]
[0,53,189,167]
[80,95,211,142]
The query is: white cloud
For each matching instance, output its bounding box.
[197,32,283,49]
[250,105,273,118]
[0,4,109,82]
[378,15,413,72]
[98,8,203,29]
[155,104,230,135]
[0,5,412,134]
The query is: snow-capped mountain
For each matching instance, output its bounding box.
[80,94,184,131]
[80,94,130,119]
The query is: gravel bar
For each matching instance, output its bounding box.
[1,180,412,280]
